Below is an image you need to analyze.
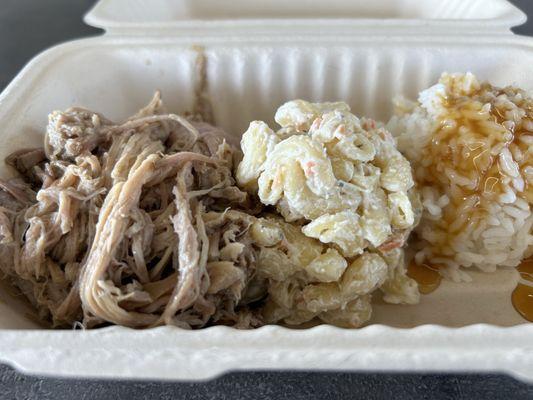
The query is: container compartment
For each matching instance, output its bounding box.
[0,34,532,379]
[1,36,532,330]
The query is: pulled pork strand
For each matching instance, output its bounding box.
[79,154,161,327]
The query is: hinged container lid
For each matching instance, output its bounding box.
[84,0,527,36]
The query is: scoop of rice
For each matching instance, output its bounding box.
[387,72,533,281]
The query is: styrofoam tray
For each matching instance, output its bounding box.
[0,0,532,382]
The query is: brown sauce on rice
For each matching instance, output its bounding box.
[412,80,533,309]
[420,83,533,256]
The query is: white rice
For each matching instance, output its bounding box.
[387,72,533,281]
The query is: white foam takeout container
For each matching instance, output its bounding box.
[0,0,532,382]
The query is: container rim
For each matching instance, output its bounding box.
[1,323,533,381]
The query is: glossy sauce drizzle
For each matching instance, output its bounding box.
[407,263,442,294]
[512,258,533,322]
[408,258,533,320]
[418,81,533,258]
